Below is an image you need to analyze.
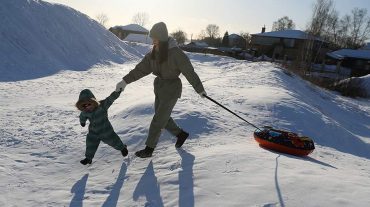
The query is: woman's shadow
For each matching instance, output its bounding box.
[133,149,195,207]
[69,174,89,207]
[133,161,164,207]
[102,162,128,207]
[177,148,195,207]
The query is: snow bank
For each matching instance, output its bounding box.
[333,75,370,98]
[0,0,142,82]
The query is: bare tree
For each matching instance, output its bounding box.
[240,31,251,48]
[170,30,187,45]
[307,0,335,36]
[205,24,220,39]
[347,8,370,48]
[95,13,109,28]
[272,16,296,31]
[197,30,206,40]
[132,12,149,27]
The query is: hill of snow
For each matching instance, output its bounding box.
[0,0,143,82]
[1,47,370,206]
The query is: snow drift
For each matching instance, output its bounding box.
[332,75,370,98]
[0,0,142,82]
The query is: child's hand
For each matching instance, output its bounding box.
[80,122,86,127]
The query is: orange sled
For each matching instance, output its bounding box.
[254,127,315,156]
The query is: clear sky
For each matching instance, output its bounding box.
[45,0,370,39]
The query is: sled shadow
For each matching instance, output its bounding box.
[101,162,128,207]
[69,173,89,207]
[133,161,164,207]
[259,145,337,169]
[177,148,195,207]
[274,155,285,207]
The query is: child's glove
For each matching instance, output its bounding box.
[80,122,86,127]
[115,80,127,92]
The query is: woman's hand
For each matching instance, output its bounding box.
[115,80,127,92]
[198,91,207,98]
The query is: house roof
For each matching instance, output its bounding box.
[252,30,321,41]
[228,34,243,39]
[112,24,148,33]
[327,49,370,60]
[123,33,152,44]
[363,43,370,50]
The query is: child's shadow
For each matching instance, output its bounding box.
[102,162,128,207]
[69,174,89,207]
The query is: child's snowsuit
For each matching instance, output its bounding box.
[77,89,126,160]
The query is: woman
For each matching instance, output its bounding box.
[116,22,207,158]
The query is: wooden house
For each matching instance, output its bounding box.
[251,29,325,61]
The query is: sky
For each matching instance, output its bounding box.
[44,0,370,39]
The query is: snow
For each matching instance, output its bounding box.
[327,49,370,60]
[252,30,322,41]
[1,1,370,207]
[112,24,149,33]
[0,0,142,82]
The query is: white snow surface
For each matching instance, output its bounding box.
[1,1,370,207]
[0,0,143,82]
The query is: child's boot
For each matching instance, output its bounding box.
[121,147,128,157]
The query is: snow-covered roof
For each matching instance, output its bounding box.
[327,49,370,60]
[228,34,242,39]
[123,33,152,44]
[252,30,321,41]
[363,43,370,50]
[112,24,148,33]
[187,41,208,48]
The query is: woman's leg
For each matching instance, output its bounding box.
[154,96,182,136]
[146,97,178,148]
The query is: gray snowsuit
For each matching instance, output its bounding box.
[77,89,126,159]
[122,36,205,148]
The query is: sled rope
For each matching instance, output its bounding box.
[204,95,262,131]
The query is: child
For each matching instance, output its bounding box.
[75,89,128,165]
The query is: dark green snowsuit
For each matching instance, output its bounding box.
[78,90,126,159]
[122,37,205,148]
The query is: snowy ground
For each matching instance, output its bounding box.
[1,51,370,207]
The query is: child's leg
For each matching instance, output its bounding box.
[101,132,126,151]
[85,134,100,160]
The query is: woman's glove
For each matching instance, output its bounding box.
[115,80,127,92]
[198,91,207,98]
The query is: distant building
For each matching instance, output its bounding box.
[184,41,208,48]
[327,49,370,77]
[362,43,370,50]
[123,33,152,44]
[228,34,246,49]
[251,29,326,61]
[109,24,149,40]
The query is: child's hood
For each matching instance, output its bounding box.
[76,89,99,111]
